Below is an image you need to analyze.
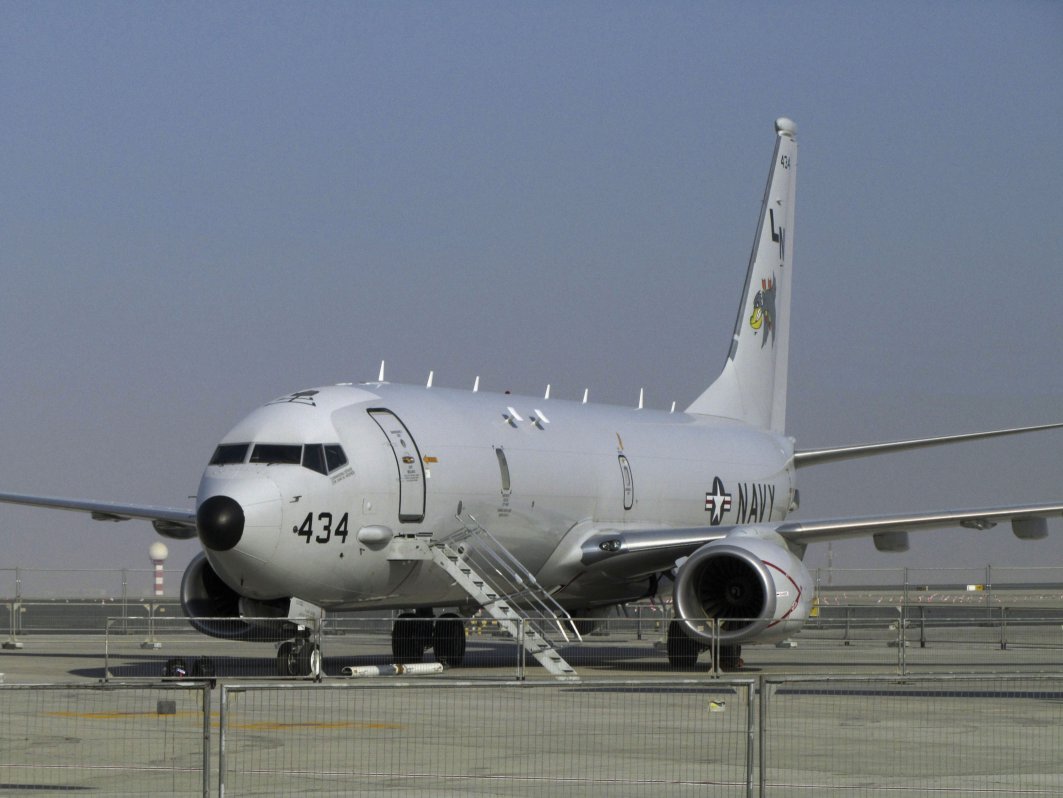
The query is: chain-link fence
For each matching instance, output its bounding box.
[1,675,1060,795]
[760,674,1063,796]
[214,675,1063,797]
[0,682,211,796]
[218,679,756,797]
[89,612,1063,682]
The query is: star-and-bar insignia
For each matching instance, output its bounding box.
[705,476,732,525]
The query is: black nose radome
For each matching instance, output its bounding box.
[197,495,245,552]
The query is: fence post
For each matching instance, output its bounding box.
[200,683,212,798]
[758,676,768,797]
[218,686,229,798]
[516,619,525,681]
[120,568,129,635]
[744,681,755,798]
[103,618,111,681]
[897,606,907,675]
[986,564,993,620]
[903,567,910,623]
[3,602,23,650]
[708,619,719,678]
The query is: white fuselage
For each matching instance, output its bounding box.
[197,383,795,612]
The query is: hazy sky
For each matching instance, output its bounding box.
[2,2,1061,593]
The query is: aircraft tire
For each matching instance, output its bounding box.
[717,645,743,671]
[297,643,322,678]
[666,620,702,670]
[392,613,426,665]
[432,613,466,667]
[277,641,297,677]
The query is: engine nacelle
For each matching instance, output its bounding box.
[673,527,813,646]
[180,552,297,641]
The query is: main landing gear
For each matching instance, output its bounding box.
[277,632,321,677]
[392,610,467,667]
[666,620,743,671]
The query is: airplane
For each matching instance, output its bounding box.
[3,117,1062,677]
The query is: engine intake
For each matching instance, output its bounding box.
[180,552,296,641]
[673,530,813,646]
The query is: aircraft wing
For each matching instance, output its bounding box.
[579,501,1063,574]
[0,491,197,539]
[775,502,1063,545]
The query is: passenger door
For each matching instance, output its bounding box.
[368,409,426,524]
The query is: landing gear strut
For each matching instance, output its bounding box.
[666,620,703,670]
[665,620,743,671]
[277,635,321,677]
[391,610,467,667]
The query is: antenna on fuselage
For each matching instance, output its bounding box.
[426,370,434,388]
[638,388,644,410]
[377,360,386,382]
[670,401,676,413]
[544,384,551,400]
[582,388,589,404]
[473,375,480,392]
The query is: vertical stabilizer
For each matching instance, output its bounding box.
[686,118,797,432]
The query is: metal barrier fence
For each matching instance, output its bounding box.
[214,675,1063,797]
[0,676,1059,795]
[759,674,1063,796]
[92,612,1063,682]
[218,679,756,797]
[0,682,211,796]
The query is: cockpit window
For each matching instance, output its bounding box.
[250,444,303,465]
[243,443,349,473]
[210,443,249,465]
[325,444,348,472]
[302,444,327,475]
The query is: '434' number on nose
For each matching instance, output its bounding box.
[293,512,349,544]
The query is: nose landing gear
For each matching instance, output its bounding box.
[277,634,321,677]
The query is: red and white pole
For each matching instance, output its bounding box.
[148,541,169,597]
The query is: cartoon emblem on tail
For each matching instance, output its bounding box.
[749,276,777,348]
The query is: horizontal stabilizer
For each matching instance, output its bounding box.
[794,421,1063,467]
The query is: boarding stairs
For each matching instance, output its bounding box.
[430,514,582,678]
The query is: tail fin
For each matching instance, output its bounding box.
[686,118,797,432]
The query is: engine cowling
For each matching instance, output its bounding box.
[180,552,296,641]
[672,528,813,646]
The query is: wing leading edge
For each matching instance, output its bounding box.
[794,422,1063,467]
[0,491,197,539]
[578,501,1063,573]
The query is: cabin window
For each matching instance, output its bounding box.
[209,443,249,465]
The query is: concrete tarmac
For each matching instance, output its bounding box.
[1,628,1063,796]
